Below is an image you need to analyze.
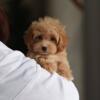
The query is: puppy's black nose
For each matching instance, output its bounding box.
[42,46,47,52]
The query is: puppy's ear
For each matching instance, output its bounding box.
[57,32,68,52]
[23,28,33,50]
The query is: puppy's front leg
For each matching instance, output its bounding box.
[57,62,73,80]
[38,57,57,73]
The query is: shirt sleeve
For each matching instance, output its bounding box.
[0,41,79,100]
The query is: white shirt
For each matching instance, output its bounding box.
[0,41,79,100]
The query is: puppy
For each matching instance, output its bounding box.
[24,17,73,80]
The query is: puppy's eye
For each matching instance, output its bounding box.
[50,37,56,43]
[34,35,43,41]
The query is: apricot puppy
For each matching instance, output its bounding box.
[24,17,73,80]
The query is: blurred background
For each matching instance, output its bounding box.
[0,0,100,100]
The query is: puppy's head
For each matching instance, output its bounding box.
[24,17,68,55]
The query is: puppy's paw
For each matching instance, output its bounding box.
[41,63,57,74]
[38,57,46,63]
[43,63,54,73]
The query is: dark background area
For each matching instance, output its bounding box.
[85,0,100,100]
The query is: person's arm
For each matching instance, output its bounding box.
[0,41,79,100]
